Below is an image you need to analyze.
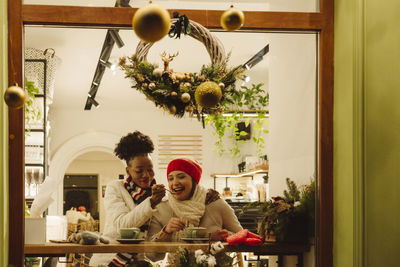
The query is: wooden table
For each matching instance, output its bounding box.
[25,242,310,267]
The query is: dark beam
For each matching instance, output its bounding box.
[22,5,325,30]
[8,0,25,266]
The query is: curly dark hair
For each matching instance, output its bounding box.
[114,131,154,166]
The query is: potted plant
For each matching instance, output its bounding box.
[243,177,315,243]
[205,83,269,158]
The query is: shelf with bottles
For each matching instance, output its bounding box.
[211,166,269,201]
[25,166,44,198]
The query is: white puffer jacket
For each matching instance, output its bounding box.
[89,179,157,266]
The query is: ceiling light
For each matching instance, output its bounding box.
[213,169,268,178]
[242,44,269,69]
[195,111,269,118]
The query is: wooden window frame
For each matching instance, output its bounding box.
[7,1,333,266]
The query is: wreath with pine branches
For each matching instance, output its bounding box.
[119,15,246,123]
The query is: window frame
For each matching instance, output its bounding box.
[7,1,333,266]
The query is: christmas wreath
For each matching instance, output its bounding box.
[119,16,245,123]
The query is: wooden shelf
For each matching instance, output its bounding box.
[211,166,269,178]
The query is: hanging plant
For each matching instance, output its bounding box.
[205,83,269,158]
[24,77,41,134]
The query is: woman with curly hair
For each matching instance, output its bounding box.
[90,131,166,267]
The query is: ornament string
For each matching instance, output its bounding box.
[168,12,191,39]
[201,111,205,129]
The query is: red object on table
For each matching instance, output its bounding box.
[226,229,249,245]
[226,229,263,245]
[247,231,262,240]
[244,237,263,246]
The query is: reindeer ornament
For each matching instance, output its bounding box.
[160,51,193,83]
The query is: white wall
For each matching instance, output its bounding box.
[65,153,125,232]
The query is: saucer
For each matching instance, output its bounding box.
[181,237,209,243]
[116,238,145,244]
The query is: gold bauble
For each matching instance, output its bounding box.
[153,68,163,77]
[181,92,191,103]
[170,91,178,97]
[185,105,194,112]
[148,82,156,90]
[168,105,177,114]
[220,5,245,31]
[132,2,171,43]
[4,84,26,109]
[195,81,222,108]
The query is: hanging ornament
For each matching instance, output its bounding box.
[181,92,191,103]
[153,68,163,77]
[218,82,225,90]
[185,105,194,113]
[220,5,245,31]
[4,84,26,109]
[168,105,177,114]
[148,82,156,90]
[132,1,171,43]
[198,75,206,82]
[170,91,178,98]
[195,81,222,108]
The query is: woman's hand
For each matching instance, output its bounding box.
[164,217,187,234]
[150,184,166,208]
[211,229,229,241]
[205,189,220,205]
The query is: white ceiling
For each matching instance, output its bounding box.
[24,26,271,111]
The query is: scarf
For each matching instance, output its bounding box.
[109,177,156,267]
[168,185,207,226]
[124,176,156,204]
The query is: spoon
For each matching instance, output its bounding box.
[165,188,176,195]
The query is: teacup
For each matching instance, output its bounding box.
[119,227,140,239]
[184,227,207,238]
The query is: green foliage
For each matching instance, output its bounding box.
[25,201,30,216]
[242,177,315,244]
[24,77,41,134]
[283,178,301,203]
[205,83,269,158]
[119,52,244,118]
[169,248,235,267]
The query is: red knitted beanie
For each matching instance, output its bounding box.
[167,157,202,184]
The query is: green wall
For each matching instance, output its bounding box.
[365,0,400,266]
[334,0,355,265]
[0,0,9,265]
[335,0,400,266]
